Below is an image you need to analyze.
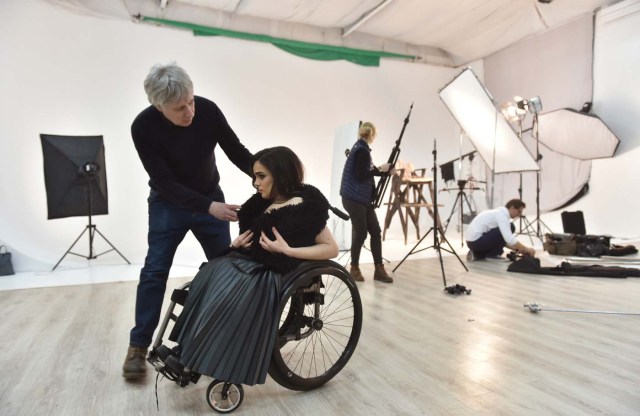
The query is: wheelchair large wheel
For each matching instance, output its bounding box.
[268,261,362,391]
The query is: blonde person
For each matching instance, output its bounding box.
[339,122,393,283]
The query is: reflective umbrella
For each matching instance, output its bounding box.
[537,108,620,160]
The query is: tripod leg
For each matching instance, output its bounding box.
[392,228,433,273]
[517,216,536,245]
[52,226,90,271]
[443,193,461,233]
[337,249,351,267]
[93,228,131,264]
[435,229,469,272]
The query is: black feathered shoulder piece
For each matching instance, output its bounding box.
[237,184,331,274]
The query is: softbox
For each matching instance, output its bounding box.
[41,134,108,219]
[537,108,620,160]
[439,67,539,174]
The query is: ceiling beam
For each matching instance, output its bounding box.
[342,0,395,38]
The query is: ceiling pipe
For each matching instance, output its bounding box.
[342,0,395,38]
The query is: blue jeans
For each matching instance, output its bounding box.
[129,187,231,348]
[466,223,515,259]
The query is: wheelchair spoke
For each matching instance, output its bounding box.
[270,264,362,390]
[278,274,354,377]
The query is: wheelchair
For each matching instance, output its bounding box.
[147,259,363,413]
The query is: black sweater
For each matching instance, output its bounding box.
[131,96,253,212]
[237,184,330,275]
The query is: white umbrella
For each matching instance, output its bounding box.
[537,108,620,160]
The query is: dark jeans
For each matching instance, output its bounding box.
[129,188,230,348]
[342,197,382,265]
[466,223,515,259]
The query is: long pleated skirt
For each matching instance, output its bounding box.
[169,252,281,386]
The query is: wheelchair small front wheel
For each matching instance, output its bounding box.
[206,380,244,413]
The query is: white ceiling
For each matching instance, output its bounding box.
[45,0,621,66]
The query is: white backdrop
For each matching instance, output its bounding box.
[330,122,360,251]
[481,2,640,239]
[585,0,640,237]
[0,0,467,272]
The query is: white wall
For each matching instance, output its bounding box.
[0,0,465,272]
[587,0,640,237]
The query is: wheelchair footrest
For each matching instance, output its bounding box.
[148,345,200,387]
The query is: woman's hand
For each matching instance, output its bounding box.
[259,227,290,254]
[231,229,253,249]
[378,163,392,173]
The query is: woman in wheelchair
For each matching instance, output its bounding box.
[163,146,340,388]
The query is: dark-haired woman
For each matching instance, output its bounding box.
[168,146,339,386]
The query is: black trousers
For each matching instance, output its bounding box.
[466,223,515,259]
[342,198,382,265]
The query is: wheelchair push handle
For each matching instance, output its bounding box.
[329,205,349,221]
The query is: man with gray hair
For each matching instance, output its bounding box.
[123,63,253,380]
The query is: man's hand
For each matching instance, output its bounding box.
[231,229,253,249]
[208,201,241,222]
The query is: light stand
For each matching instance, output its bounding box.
[513,114,536,244]
[513,97,552,241]
[443,179,476,244]
[515,171,537,245]
[52,162,130,271]
[528,112,552,239]
[392,140,468,292]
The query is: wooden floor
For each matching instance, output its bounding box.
[1,255,639,416]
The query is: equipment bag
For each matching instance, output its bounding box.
[0,246,15,276]
[576,235,611,257]
[543,233,577,256]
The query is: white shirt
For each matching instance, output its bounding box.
[466,206,517,246]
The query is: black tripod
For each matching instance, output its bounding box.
[515,172,537,245]
[53,170,130,271]
[443,179,477,244]
[392,140,468,290]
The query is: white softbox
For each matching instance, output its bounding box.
[537,108,620,160]
[439,67,539,174]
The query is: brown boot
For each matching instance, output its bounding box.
[374,264,393,283]
[123,345,148,380]
[350,265,365,282]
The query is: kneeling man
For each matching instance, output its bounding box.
[466,199,536,261]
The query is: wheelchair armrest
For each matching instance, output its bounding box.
[279,260,350,296]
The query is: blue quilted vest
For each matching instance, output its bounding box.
[340,139,375,205]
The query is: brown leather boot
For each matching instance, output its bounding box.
[123,345,148,380]
[350,265,365,282]
[374,264,393,283]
